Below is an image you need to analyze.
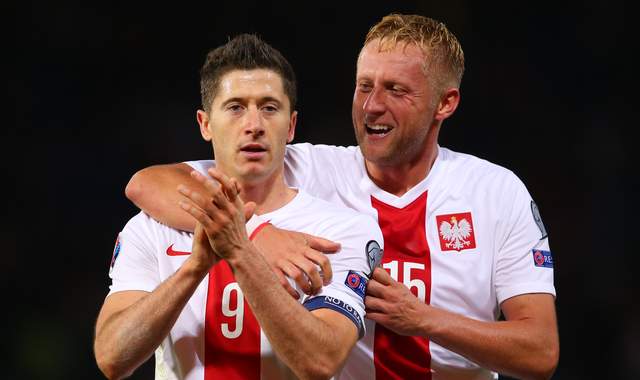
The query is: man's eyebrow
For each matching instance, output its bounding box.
[220,96,283,106]
[220,97,245,107]
[260,96,283,105]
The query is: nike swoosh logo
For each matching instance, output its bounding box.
[166,244,191,256]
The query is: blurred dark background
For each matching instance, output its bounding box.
[9,1,635,379]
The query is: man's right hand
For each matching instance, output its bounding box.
[253,225,340,299]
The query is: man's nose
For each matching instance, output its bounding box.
[362,87,386,117]
[245,107,265,136]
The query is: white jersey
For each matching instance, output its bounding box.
[189,143,555,380]
[108,189,384,380]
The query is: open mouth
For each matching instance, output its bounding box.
[240,143,267,153]
[365,124,393,136]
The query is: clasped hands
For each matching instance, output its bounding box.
[177,168,340,298]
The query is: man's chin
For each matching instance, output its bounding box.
[359,144,394,165]
[235,165,270,183]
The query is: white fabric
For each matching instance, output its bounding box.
[188,143,555,380]
[108,189,383,380]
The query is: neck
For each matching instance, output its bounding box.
[365,126,440,197]
[238,169,296,215]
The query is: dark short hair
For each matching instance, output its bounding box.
[200,34,297,113]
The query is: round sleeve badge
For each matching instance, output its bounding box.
[366,240,382,276]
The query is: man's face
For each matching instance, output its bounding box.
[352,40,439,167]
[198,69,296,185]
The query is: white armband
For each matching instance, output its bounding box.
[246,214,271,240]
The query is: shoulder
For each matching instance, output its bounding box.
[439,147,527,193]
[298,192,383,242]
[121,211,184,241]
[285,143,359,162]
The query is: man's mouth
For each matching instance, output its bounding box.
[240,143,267,153]
[365,124,393,136]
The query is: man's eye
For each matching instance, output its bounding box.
[228,104,243,112]
[358,84,372,93]
[263,105,278,113]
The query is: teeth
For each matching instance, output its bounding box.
[366,124,392,134]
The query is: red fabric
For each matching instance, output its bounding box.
[204,261,261,379]
[371,192,432,380]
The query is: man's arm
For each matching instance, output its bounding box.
[126,163,197,231]
[365,267,559,380]
[94,245,212,379]
[230,244,358,379]
[179,169,359,379]
[126,162,339,296]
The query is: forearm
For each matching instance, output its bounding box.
[95,262,207,379]
[228,247,354,380]
[126,163,199,232]
[422,305,558,380]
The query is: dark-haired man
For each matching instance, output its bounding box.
[94,34,382,380]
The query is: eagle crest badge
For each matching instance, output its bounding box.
[436,212,477,252]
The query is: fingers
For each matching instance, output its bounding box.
[372,266,393,285]
[291,254,322,294]
[208,168,238,202]
[303,233,341,253]
[365,278,387,297]
[177,185,207,212]
[364,295,387,313]
[275,270,300,300]
[363,311,387,324]
[243,201,257,221]
[178,198,214,229]
[303,249,333,285]
[279,260,312,295]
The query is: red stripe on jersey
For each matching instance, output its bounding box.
[371,192,432,380]
[205,261,261,380]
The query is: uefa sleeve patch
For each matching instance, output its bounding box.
[532,249,553,268]
[344,270,368,300]
[109,236,122,274]
[303,296,364,338]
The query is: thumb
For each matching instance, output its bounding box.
[243,201,257,221]
[194,222,208,245]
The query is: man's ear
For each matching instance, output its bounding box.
[434,88,460,121]
[287,110,297,143]
[197,110,212,141]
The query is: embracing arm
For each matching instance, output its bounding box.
[126,163,199,232]
[126,163,339,295]
[366,268,559,380]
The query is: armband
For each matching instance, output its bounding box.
[246,214,271,240]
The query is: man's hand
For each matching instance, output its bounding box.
[253,225,340,299]
[178,168,251,261]
[365,267,428,336]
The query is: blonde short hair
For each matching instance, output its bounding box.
[364,14,465,91]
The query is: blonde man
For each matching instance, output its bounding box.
[127,14,559,380]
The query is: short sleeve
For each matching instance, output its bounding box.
[284,143,360,202]
[301,213,384,338]
[185,160,215,176]
[108,212,162,295]
[494,174,556,304]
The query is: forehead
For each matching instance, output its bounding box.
[357,40,427,81]
[215,69,286,101]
